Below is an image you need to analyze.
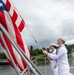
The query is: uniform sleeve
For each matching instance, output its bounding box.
[47,48,65,60]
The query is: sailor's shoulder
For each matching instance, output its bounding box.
[58,46,67,53]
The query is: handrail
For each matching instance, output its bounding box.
[0,24,42,75]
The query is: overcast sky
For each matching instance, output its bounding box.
[12,0,74,48]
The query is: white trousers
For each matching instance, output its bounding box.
[51,66,58,75]
[58,66,69,75]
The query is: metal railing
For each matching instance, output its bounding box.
[32,57,74,75]
[0,24,42,75]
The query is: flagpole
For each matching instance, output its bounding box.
[0,31,20,75]
[0,24,42,75]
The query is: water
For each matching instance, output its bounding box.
[0,65,16,75]
[0,60,74,75]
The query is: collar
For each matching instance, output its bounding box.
[50,49,56,53]
[60,44,65,47]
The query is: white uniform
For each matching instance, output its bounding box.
[48,45,69,75]
[49,49,58,75]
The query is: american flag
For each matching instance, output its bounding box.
[0,0,30,72]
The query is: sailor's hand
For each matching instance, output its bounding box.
[42,50,48,55]
[47,57,51,60]
[47,57,50,60]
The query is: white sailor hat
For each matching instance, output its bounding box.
[50,43,57,47]
[59,38,66,42]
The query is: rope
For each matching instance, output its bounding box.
[26,24,43,51]
[26,25,48,75]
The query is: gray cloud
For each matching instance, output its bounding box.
[12,0,74,48]
[59,19,74,43]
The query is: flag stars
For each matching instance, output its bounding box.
[0,3,3,7]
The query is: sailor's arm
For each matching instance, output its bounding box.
[42,49,65,60]
[48,49,65,60]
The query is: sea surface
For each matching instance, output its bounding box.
[0,60,74,75]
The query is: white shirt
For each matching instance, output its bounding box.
[48,45,69,75]
[49,49,57,68]
[49,49,58,75]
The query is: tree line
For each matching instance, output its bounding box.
[30,44,74,56]
[0,44,74,59]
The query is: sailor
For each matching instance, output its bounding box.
[48,43,58,75]
[42,38,70,75]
